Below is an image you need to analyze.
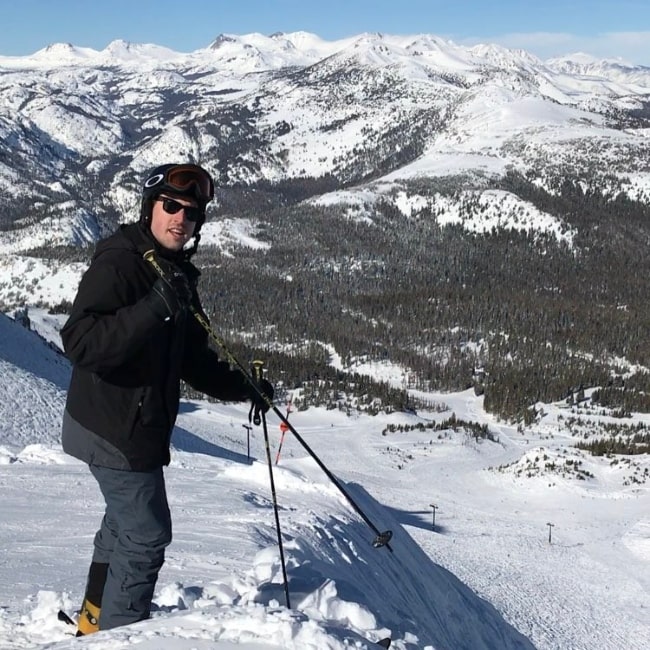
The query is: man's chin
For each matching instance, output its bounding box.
[159,240,184,252]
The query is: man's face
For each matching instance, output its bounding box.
[149,194,199,251]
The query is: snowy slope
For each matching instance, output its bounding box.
[0,311,648,649]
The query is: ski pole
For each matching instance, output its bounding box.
[251,359,291,609]
[275,395,292,465]
[143,250,393,551]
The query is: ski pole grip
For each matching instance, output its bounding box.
[143,249,166,279]
[251,359,264,383]
[251,359,265,425]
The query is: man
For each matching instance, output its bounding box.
[61,163,272,634]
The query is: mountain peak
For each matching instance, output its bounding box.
[468,42,543,68]
[45,42,75,52]
[209,33,239,50]
[30,42,98,63]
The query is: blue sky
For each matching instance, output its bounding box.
[1,0,649,64]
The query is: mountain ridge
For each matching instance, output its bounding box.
[1,30,647,231]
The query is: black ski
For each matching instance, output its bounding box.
[57,609,75,627]
[376,638,391,648]
[56,609,80,636]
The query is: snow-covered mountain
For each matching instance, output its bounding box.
[547,52,650,88]
[0,32,649,265]
[0,306,648,650]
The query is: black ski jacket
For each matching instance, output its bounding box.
[61,223,249,471]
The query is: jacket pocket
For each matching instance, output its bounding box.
[139,385,171,430]
[127,388,146,438]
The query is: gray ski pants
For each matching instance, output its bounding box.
[89,464,172,630]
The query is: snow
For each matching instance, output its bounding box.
[0,212,101,253]
[434,189,575,245]
[199,218,271,255]
[308,185,575,245]
[0,255,86,306]
[0,305,648,650]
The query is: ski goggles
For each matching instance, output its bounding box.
[144,164,214,203]
[157,197,204,223]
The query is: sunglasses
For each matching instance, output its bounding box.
[158,197,204,223]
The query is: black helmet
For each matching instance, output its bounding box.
[140,163,215,233]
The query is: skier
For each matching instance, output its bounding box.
[60,163,273,635]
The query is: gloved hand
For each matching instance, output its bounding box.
[248,378,274,425]
[144,271,192,321]
[251,378,274,413]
